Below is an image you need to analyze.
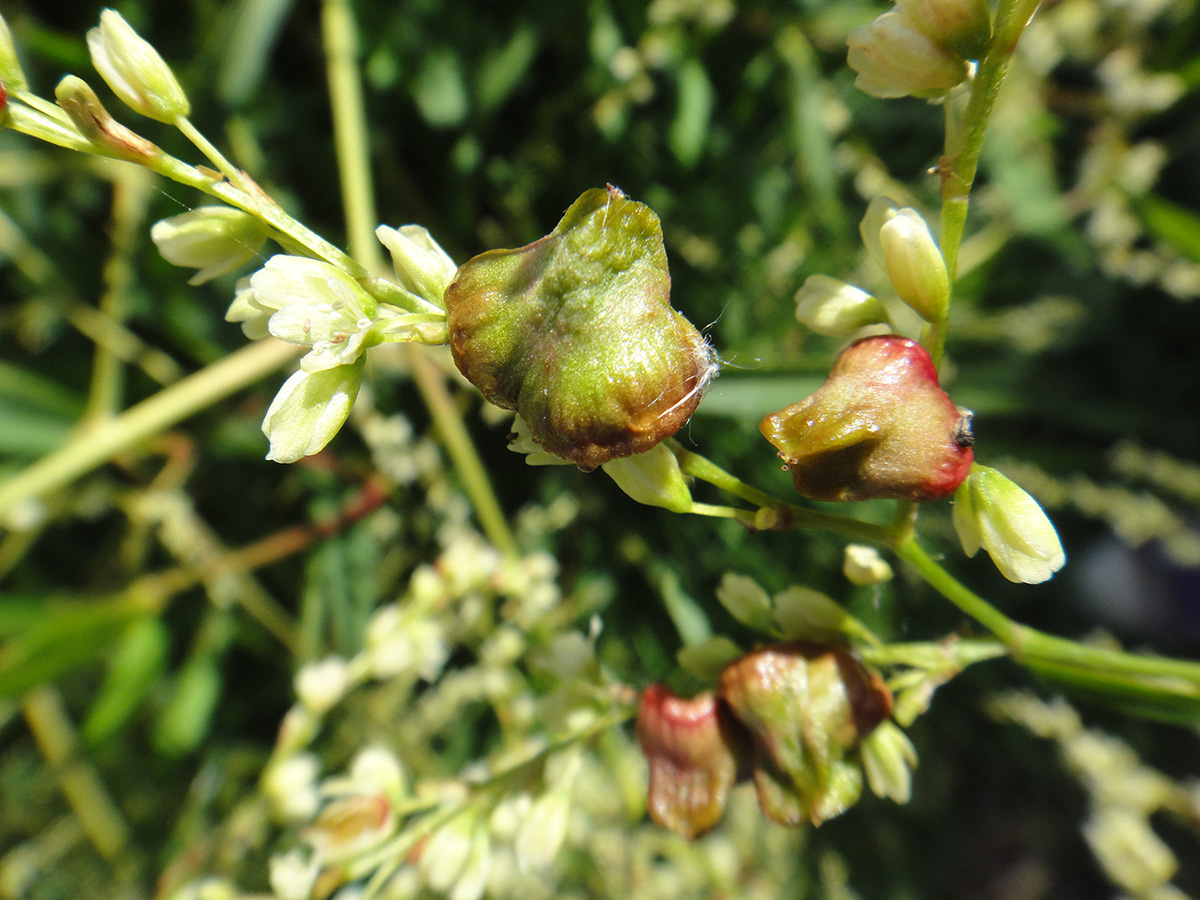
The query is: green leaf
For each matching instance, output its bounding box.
[0,597,140,697]
[82,616,169,745]
[154,655,223,756]
[670,58,714,168]
[1139,194,1200,262]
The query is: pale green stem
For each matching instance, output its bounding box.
[406,349,518,557]
[85,166,154,422]
[174,115,246,188]
[932,0,1042,370]
[894,537,1200,691]
[319,0,516,557]
[21,686,135,870]
[687,502,757,525]
[672,441,894,544]
[321,0,382,268]
[0,339,301,518]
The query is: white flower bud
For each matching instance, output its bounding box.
[376,224,457,308]
[515,789,570,872]
[601,442,693,512]
[794,275,888,336]
[860,720,918,803]
[87,9,190,123]
[268,849,320,900]
[151,207,268,285]
[54,75,158,159]
[953,464,1066,584]
[263,753,321,822]
[261,361,364,464]
[293,655,351,715]
[0,12,27,93]
[420,813,477,893]
[843,544,894,585]
[846,10,969,99]
[878,208,950,322]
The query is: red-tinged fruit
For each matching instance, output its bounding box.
[635,684,750,839]
[717,641,893,826]
[760,335,973,502]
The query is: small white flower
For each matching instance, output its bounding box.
[261,361,364,463]
[515,789,570,872]
[953,464,1066,584]
[294,655,351,715]
[251,256,378,373]
[263,753,322,822]
[376,224,457,308]
[87,9,190,122]
[268,849,320,900]
[843,544,894,585]
[151,206,269,285]
[224,277,270,340]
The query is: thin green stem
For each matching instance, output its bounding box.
[321,0,382,269]
[687,502,757,525]
[672,441,894,544]
[174,116,245,188]
[406,349,517,557]
[0,339,301,518]
[933,0,1041,371]
[893,537,1025,647]
[319,0,514,556]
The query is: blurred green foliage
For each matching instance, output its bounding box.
[2,0,1200,898]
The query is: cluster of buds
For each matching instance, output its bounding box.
[846,0,992,99]
[446,185,717,472]
[637,641,894,837]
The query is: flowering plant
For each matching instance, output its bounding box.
[2,2,1198,898]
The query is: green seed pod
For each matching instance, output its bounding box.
[445,185,716,471]
[718,641,893,826]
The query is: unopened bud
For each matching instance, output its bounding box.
[376,224,457,308]
[860,720,917,803]
[446,185,717,471]
[602,442,693,512]
[953,464,1066,584]
[87,9,190,123]
[718,641,892,825]
[878,208,950,322]
[897,0,992,61]
[760,335,974,502]
[794,275,889,336]
[843,544,894,585]
[151,206,269,284]
[846,10,969,99]
[635,685,750,839]
[54,75,158,159]
[0,12,27,94]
